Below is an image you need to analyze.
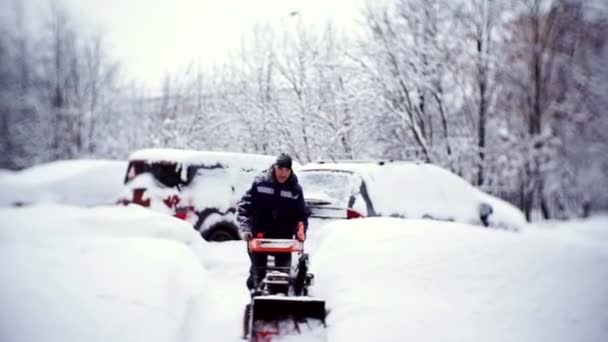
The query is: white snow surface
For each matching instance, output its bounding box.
[310,217,608,342]
[0,204,212,342]
[0,159,127,207]
[1,203,607,342]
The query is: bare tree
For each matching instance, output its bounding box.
[225,19,360,162]
[500,0,606,219]
[0,0,44,169]
[358,0,464,166]
[231,23,283,154]
[453,0,505,186]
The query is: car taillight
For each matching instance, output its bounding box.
[174,206,194,221]
[346,208,364,219]
[175,209,188,220]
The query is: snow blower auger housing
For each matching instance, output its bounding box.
[242,238,327,341]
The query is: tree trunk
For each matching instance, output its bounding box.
[477,36,487,186]
[539,181,550,219]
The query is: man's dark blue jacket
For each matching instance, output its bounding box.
[237,167,309,239]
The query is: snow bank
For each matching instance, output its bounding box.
[530,215,608,249]
[0,204,207,256]
[0,204,212,342]
[0,159,127,207]
[0,238,208,342]
[310,217,608,342]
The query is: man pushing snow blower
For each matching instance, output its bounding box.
[237,153,326,341]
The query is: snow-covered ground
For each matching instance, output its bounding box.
[1,204,607,342]
[0,204,212,342]
[310,217,608,342]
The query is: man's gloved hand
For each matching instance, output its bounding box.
[242,231,253,241]
[296,221,305,242]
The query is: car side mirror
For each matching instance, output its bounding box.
[479,203,493,227]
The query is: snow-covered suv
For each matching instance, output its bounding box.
[118,148,277,241]
[298,160,526,231]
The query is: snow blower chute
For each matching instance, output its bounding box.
[242,238,326,341]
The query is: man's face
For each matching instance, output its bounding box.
[273,166,292,184]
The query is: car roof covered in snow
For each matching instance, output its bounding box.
[128,148,277,169]
[299,160,424,173]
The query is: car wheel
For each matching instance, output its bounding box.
[202,222,241,242]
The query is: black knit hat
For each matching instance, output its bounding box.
[275,153,293,169]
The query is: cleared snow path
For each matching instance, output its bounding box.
[198,240,327,342]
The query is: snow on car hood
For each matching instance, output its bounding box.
[304,191,335,206]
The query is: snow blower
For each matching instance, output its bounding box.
[242,238,326,341]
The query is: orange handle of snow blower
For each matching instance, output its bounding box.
[248,239,303,253]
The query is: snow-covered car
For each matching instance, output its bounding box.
[0,159,127,207]
[298,160,526,231]
[117,148,286,241]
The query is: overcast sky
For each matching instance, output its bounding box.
[51,0,365,87]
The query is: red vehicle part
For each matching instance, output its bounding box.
[174,205,195,220]
[347,208,364,219]
[132,189,150,207]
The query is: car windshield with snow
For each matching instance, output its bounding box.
[299,169,374,219]
[299,160,526,231]
[118,148,278,241]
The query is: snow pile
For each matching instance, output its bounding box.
[310,217,608,342]
[0,204,212,342]
[0,204,207,255]
[0,159,127,207]
[531,214,608,249]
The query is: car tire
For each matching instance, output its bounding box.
[202,222,241,242]
[194,208,241,242]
